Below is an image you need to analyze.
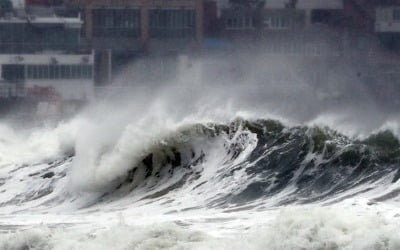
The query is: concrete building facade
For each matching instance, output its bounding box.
[0,15,94,100]
[63,0,203,85]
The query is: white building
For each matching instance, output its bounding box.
[0,53,94,100]
[0,15,94,101]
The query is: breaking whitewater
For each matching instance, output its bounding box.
[2,57,400,249]
[1,115,400,249]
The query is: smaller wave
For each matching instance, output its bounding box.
[250,206,400,250]
[0,223,208,250]
[0,120,78,166]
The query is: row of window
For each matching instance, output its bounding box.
[1,64,93,80]
[0,9,197,41]
[92,8,196,38]
[149,9,195,29]
[93,9,141,37]
[93,27,140,38]
[0,24,80,51]
[225,16,290,30]
[93,9,140,29]
[226,16,255,29]
[263,42,330,55]
[149,9,196,38]
[26,65,93,79]
[264,17,290,29]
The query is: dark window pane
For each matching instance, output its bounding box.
[93,8,140,38]
[149,9,196,38]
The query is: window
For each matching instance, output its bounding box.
[93,8,140,38]
[394,9,400,21]
[311,9,338,24]
[226,16,254,30]
[1,65,25,81]
[149,9,196,38]
[26,65,93,80]
[264,16,290,29]
[245,17,253,28]
[0,22,80,53]
[0,23,25,53]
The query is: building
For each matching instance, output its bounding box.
[64,0,203,85]
[0,53,94,100]
[0,16,82,53]
[220,0,344,56]
[219,0,343,27]
[0,14,94,112]
[211,1,349,101]
[375,2,400,51]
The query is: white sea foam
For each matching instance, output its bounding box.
[1,205,400,250]
[0,118,84,166]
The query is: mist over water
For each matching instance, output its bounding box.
[98,50,400,135]
[1,51,400,249]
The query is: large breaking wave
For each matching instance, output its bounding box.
[1,118,400,249]
[1,118,400,209]
[2,49,400,249]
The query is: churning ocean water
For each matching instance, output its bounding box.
[1,114,400,249]
[1,57,400,250]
